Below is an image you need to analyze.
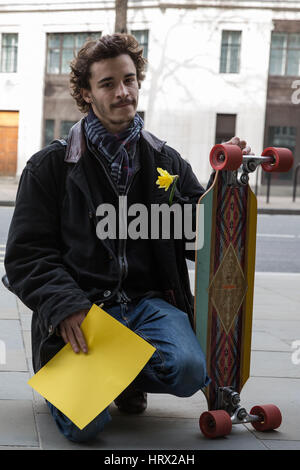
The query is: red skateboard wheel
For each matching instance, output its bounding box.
[250,404,282,432]
[199,410,232,438]
[209,144,243,171]
[261,147,293,172]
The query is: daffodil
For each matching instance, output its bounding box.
[156,167,179,205]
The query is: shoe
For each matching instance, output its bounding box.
[114,386,147,414]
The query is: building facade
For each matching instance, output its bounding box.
[0,0,299,193]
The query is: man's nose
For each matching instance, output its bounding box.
[116,81,128,99]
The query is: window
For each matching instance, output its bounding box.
[44,119,77,145]
[220,31,241,74]
[47,32,101,74]
[0,33,18,73]
[131,30,149,59]
[267,126,296,181]
[60,120,76,140]
[44,120,54,145]
[269,32,300,76]
[215,114,236,144]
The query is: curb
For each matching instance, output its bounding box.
[258,208,300,215]
[1,201,300,215]
[0,201,15,207]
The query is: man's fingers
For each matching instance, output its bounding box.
[65,325,80,354]
[225,137,253,154]
[73,324,88,354]
[242,145,251,154]
[228,136,240,146]
[64,323,88,354]
[58,309,89,354]
[59,324,68,345]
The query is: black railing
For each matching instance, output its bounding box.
[254,165,298,203]
[254,166,272,203]
[293,163,300,202]
[266,173,272,204]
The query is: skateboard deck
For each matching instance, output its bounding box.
[194,143,293,438]
[194,169,257,411]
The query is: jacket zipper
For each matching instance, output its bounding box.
[89,146,140,302]
[118,169,139,300]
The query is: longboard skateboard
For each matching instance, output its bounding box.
[194,143,293,438]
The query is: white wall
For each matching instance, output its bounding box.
[0,5,116,175]
[136,7,274,185]
[0,1,300,184]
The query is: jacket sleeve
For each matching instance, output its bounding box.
[171,155,207,261]
[159,146,205,261]
[4,162,92,334]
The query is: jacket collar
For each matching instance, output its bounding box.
[64,118,167,163]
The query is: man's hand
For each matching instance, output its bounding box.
[59,309,90,354]
[225,136,254,155]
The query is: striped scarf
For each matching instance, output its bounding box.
[84,107,144,194]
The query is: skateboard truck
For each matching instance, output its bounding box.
[200,387,283,438]
[216,386,260,425]
[239,155,276,186]
[216,154,277,187]
[210,144,294,187]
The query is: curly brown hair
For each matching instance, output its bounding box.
[70,33,147,113]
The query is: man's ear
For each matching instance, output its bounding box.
[81,88,92,104]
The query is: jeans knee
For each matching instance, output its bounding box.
[64,420,102,443]
[166,352,209,397]
[47,401,111,443]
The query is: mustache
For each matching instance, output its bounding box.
[111,99,136,107]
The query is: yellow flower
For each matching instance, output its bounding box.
[156,168,178,192]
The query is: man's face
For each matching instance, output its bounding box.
[81,54,139,134]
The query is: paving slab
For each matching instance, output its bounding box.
[261,440,300,450]
[254,273,300,302]
[16,298,32,317]
[22,330,32,365]
[0,320,28,372]
[252,319,300,352]
[242,377,300,442]
[36,409,266,450]
[19,314,31,332]
[0,269,299,450]
[0,400,39,447]
[0,446,40,450]
[0,289,18,320]
[251,350,300,378]
[0,372,32,400]
[135,390,207,419]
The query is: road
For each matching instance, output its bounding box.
[0,208,299,273]
[256,214,300,272]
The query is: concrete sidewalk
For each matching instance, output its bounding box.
[0,268,300,450]
[1,175,300,214]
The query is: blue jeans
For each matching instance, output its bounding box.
[47,297,210,442]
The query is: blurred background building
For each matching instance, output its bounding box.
[0,0,299,194]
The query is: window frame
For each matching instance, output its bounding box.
[0,32,18,73]
[131,29,149,60]
[46,32,101,75]
[219,30,242,74]
[269,32,300,77]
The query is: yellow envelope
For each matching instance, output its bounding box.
[28,304,156,430]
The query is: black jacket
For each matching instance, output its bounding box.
[4,120,206,372]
